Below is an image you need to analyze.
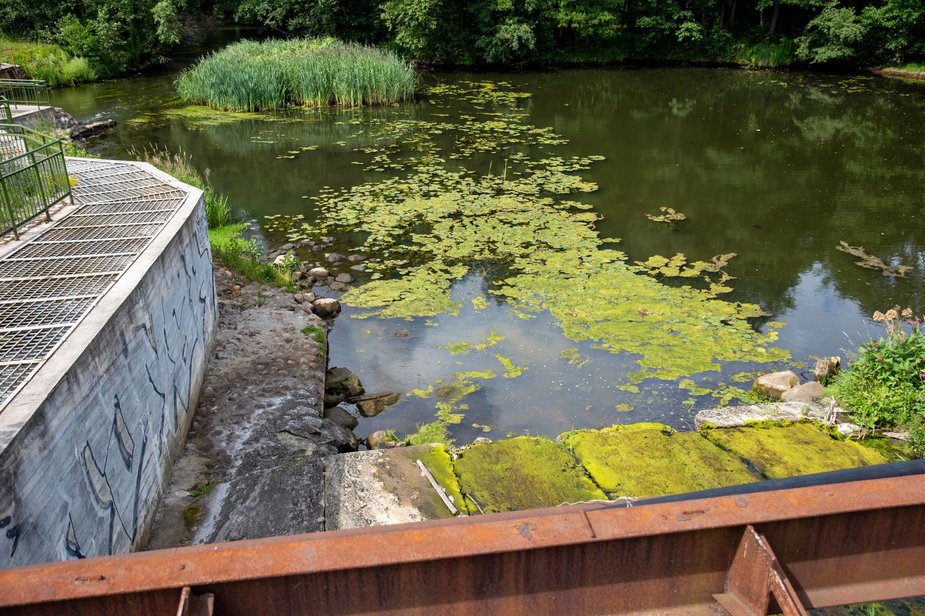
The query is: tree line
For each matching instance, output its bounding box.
[0,0,922,76]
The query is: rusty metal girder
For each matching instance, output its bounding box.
[0,462,923,615]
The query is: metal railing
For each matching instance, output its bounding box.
[0,97,10,123]
[0,124,71,238]
[0,79,50,109]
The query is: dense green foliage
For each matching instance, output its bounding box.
[833,308,925,455]
[0,0,210,77]
[176,38,416,111]
[2,0,923,73]
[0,39,95,85]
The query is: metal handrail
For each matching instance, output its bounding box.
[0,78,51,109]
[0,97,10,124]
[0,123,71,239]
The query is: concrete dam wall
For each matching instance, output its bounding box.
[0,159,216,567]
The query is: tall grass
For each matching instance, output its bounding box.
[0,39,96,86]
[176,37,417,112]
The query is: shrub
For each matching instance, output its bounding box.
[176,37,417,111]
[833,307,925,454]
[0,39,96,86]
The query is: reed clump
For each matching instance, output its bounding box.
[176,37,416,112]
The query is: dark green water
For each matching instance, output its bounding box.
[52,67,925,443]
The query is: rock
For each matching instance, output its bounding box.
[837,423,863,437]
[694,401,838,429]
[334,273,353,283]
[350,392,401,417]
[299,263,309,273]
[782,381,825,402]
[347,254,365,262]
[290,271,305,283]
[281,243,294,251]
[814,356,841,385]
[312,298,341,319]
[319,419,359,453]
[326,253,344,264]
[473,437,493,445]
[324,406,359,430]
[301,292,315,304]
[350,265,366,272]
[329,281,349,292]
[300,303,315,315]
[308,267,329,280]
[366,430,399,449]
[69,119,117,141]
[324,393,345,409]
[753,371,799,400]
[273,254,287,266]
[326,367,365,398]
[293,293,306,304]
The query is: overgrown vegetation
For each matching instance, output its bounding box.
[832,308,925,455]
[0,39,95,86]
[176,38,416,111]
[4,0,922,77]
[135,146,292,286]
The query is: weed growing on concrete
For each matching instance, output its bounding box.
[300,325,326,345]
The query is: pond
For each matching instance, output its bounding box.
[52,63,925,445]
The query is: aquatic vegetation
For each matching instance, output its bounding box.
[454,437,606,513]
[439,331,504,355]
[494,354,526,378]
[837,241,911,278]
[645,206,687,224]
[701,421,887,478]
[176,38,416,112]
[560,423,759,497]
[561,347,590,367]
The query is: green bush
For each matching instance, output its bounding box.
[176,37,417,111]
[0,39,96,86]
[833,307,925,455]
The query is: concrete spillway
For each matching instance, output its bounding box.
[0,157,216,566]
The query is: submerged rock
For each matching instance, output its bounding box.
[335,273,353,283]
[753,370,798,400]
[350,392,401,417]
[328,281,349,292]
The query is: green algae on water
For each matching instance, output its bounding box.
[281,80,789,383]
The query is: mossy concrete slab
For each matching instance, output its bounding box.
[454,437,605,513]
[560,423,760,498]
[325,445,463,530]
[702,421,888,479]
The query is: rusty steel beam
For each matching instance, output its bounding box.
[0,467,923,615]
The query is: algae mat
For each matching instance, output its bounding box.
[560,423,760,498]
[702,422,888,479]
[453,437,605,513]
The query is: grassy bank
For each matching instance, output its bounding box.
[137,146,292,287]
[176,37,416,112]
[0,39,96,86]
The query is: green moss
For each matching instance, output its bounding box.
[560,423,759,498]
[182,505,201,531]
[702,422,888,479]
[411,445,468,514]
[454,437,606,513]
